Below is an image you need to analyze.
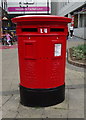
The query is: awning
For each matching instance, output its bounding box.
[2,16,8,20]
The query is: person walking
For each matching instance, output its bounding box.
[11,31,16,43]
[69,25,74,38]
[5,32,12,46]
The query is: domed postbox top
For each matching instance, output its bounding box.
[12,15,71,23]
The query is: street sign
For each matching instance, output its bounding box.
[7,0,51,14]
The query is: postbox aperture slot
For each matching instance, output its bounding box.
[22,28,38,32]
[25,43,33,45]
[50,28,64,32]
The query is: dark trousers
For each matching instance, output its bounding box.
[70,30,73,37]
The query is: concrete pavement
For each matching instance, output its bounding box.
[67,36,85,49]
[1,36,85,119]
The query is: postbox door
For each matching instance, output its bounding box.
[44,36,66,88]
[24,40,37,60]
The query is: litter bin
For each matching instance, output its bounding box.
[12,15,71,107]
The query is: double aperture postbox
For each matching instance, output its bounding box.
[12,15,71,107]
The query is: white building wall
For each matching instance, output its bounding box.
[57,2,85,16]
[74,27,85,39]
[57,2,86,39]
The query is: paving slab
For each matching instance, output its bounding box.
[66,68,84,86]
[67,36,85,49]
[68,109,84,118]
[3,110,18,118]
[0,110,2,120]
[2,94,20,118]
[42,107,68,118]
[68,88,84,111]
[2,95,12,105]
[16,105,45,118]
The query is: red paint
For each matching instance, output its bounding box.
[71,15,74,27]
[12,15,71,89]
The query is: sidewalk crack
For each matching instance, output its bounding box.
[15,102,21,118]
[2,94,13,106]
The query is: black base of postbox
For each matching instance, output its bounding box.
[20,84,65,107]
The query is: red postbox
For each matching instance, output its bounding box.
[12,15,71,107]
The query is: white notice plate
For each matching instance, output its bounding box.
[54,44,61,56]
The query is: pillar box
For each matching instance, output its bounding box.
[12,15,71,107]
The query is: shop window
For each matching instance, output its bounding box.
[80,14,83,27]
[80,14,86,27]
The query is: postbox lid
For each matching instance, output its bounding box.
[12,15,71,23]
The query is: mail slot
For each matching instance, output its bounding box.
[12,15,71,107]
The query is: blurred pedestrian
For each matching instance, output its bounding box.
[67,31,69,40]
[1,33,6,45]
[5,32,12,46]
[69,25,74,38]
[11,32,16,43]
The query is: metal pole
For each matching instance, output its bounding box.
[47,0,49,14]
